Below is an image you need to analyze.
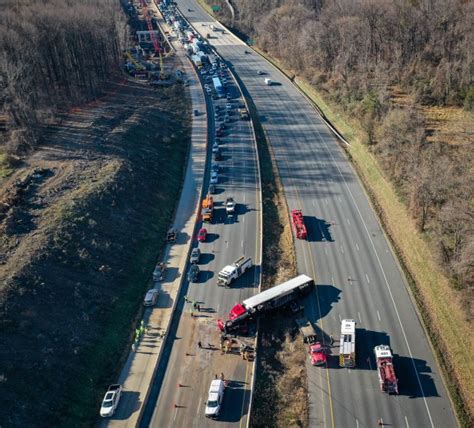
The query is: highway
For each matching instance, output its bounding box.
[140,7,262,427]
[176,1,458,427]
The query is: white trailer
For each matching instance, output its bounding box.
[217,256,252,287]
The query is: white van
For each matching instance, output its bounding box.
[205,379,225,418]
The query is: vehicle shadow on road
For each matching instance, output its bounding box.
[199,252,215,265]
[111,391,141,420]
[307,284,342,321]
[156,291,174,309]
[220,381,249,422]
[395,354,439,398]
[304,216,334,242]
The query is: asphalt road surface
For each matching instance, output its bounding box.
[177,1,458,428]
[140,24,262,427]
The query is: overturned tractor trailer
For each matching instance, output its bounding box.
[217,274,314,334]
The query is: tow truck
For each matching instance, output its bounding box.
[218,275,314,334]
[296,318,328,366]
[217,256,252,287]
[202,195,214,222]
[374,345,399,394]
[291,209,307,240]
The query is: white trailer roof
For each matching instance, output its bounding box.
[340,319,356,334]
[243,274,313,310]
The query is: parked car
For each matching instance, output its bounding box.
[210,171,219,184]
[143,289,159,306]
[100,384,123,417]
[212,143,220,153]
[188,264,200,282]
[209,183,216,194]
[190,247,201,264]
[194,109,199,116]
[197,227,207,242]
[226,103,232,110]
[257,70,265,75]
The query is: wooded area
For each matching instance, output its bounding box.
[0,0,126,157]
[220,0,474,309]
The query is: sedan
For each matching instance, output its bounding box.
[197,227,207,242]
[210,171,219,184]
[188,264,200,282]
[190,247,201,264]
[257,70,265,75]
[226,103,232,110]
[212,143,220,153]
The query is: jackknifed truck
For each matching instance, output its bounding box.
[218,274,314,334]
[374,345,399,394]
[217,256,252,287]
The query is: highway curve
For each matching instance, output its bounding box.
[177,1,458,427]
[140,10,262,427]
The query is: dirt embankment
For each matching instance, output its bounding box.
[0,80,190,426]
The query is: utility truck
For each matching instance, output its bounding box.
[217,256,252,287]
[218,274,314,334]
[374,345,399,394]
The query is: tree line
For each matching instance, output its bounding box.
[0,0,127,156]
[218,0,473,300]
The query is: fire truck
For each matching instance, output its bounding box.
[339,319,356,367]
[217,275,314,334]
[374,345,399,394]
[201,195,214,222]
[291,209,307,240]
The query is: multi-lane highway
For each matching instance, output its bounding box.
[140,9,262,426]
[176,2,458,427]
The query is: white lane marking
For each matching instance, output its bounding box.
[365,273,370,284]
[338,197,342,203]
[324,141,435,426]
[324,247,328,255]
[226,241,229,248]
[377,310,381,321]
[173,406,178,421]
[340,245,344,254]
[331,276,335,285]
[338,313,342,322]
[356,419,359,428]
[405,416,410,428]
[358,312,362,323]
[243,216,245,223]
[355,243,360,251]
[347,218,351,225]
[312,200,317,207]
[241,240,244,248]
[197,396,202,415]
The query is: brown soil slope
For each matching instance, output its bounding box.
[0,80,190,426]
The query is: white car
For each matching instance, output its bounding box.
[225,103,232,110]
[100,384,122,417]
[205,379,225,418]
[210,171,219,184]
[143,289,159,306]
[212,143,220,153]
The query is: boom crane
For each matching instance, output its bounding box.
[139,0,166,79]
